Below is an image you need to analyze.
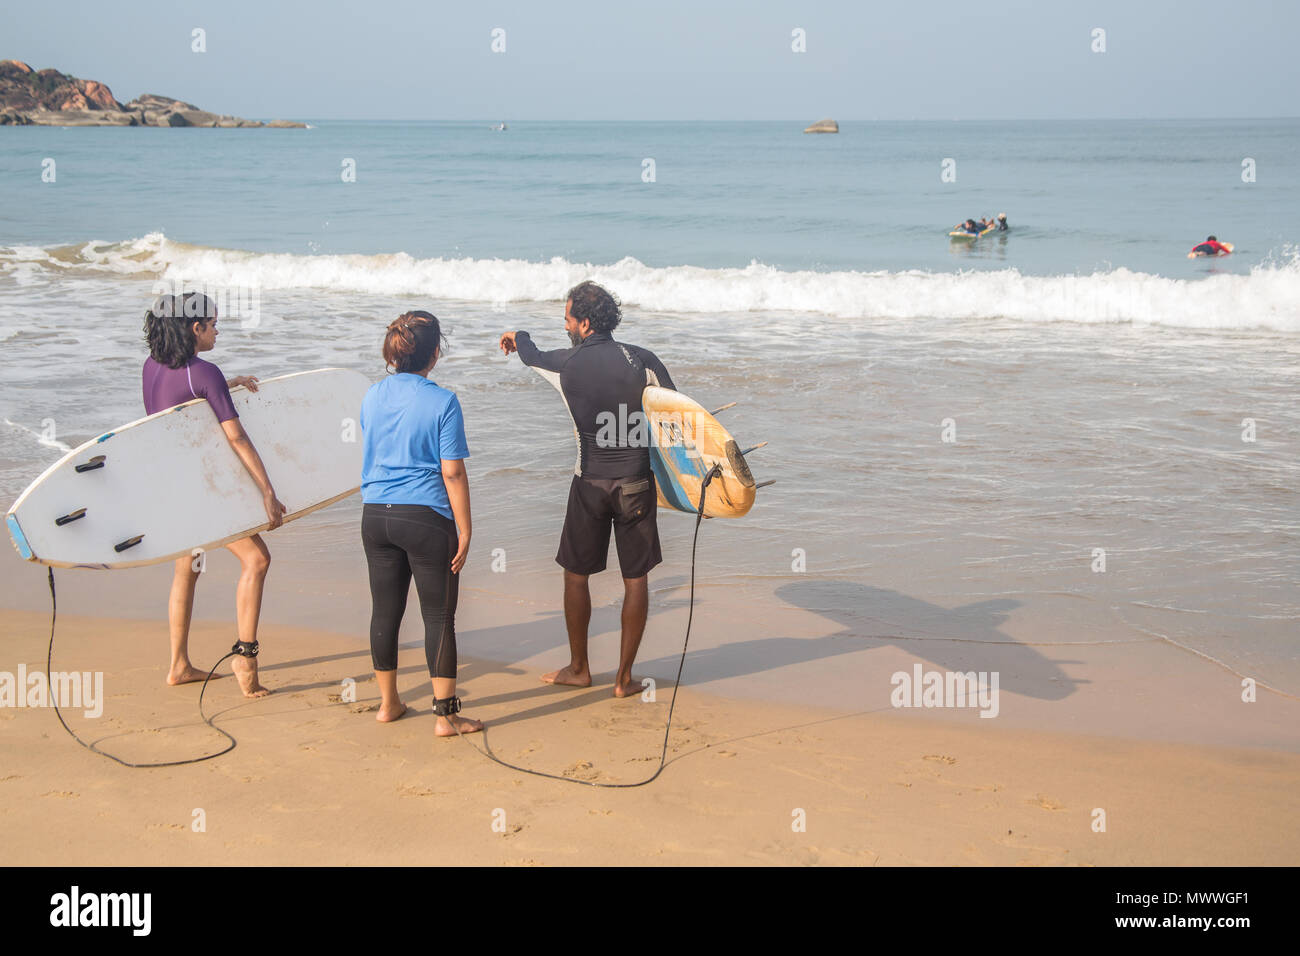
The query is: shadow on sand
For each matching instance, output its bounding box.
[633,578,1083,702]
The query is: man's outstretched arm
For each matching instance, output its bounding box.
[499,330,572,371]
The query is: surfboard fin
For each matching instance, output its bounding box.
[114,534,145,553]
[75,456,106,473]
[709,402,738,415]
[740,442,768,456]
[754,480,776,490]
[55,508,87,527]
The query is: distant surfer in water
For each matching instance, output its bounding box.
[955,218,981,235]
[359,312,481,734]
[142,292,285,697]
[995,213,1008,232]
[499,281,676,698]
[1190,235,1230,257]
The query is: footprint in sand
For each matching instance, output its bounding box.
[349,703,379,714]
[146,823,185,831]
[1031,794,1066,811]
[562,760,600,781]
[923,754,957,765]
[42,791,79,798]
[398,785,438,797]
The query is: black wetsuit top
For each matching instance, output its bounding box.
[515,330,675,479]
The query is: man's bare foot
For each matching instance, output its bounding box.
[230,655,271,698]
[435,714,484,737]
[376,702,408,723]
[541,664,592,687]
[167,664,212,686]
[613,676,644,699]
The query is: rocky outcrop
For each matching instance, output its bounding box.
[118,93,275,128]
[803,118,839,134]
[0,60,305,127]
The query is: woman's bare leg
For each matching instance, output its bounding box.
[166,554,207,685]
[226,535,271,697]
[374,669,406,722]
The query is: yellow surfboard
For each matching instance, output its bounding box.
[530,367,761,519]
[643,386,756,518]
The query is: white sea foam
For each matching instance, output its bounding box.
[3,419,72,453]
[3,234,1298,333]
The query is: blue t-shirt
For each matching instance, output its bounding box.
[360,374,470,520]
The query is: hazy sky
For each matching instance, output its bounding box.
[4,0,1296,121]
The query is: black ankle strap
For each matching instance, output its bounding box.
[231,639,260,658]
[433,696,461,716]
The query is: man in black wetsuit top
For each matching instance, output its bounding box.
[499,281,676,698]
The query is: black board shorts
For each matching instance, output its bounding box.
[557,474,662,578]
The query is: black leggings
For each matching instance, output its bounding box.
[361,503,459,678]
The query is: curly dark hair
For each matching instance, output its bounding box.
[566,281,621,334]
[143,292,217,369]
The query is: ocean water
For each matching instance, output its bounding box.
[1,120,1297,698]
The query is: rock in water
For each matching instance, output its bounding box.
[803,118,839,134]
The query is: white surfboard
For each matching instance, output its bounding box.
[6,368,371,569]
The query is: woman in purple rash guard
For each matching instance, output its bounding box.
[142,292,286,697]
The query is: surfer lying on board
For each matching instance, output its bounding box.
[955,218,981,235]
[142,293,285,697]
[359,312,481,735]
[1190,235,1230,257]
[499,281,676,698]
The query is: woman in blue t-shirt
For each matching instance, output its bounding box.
[360,311,481,735]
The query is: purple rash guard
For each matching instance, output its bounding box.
[142,356,239,422]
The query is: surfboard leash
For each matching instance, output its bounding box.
[45,567,240,768]
[43,460,720,777]
[446,464,723,787]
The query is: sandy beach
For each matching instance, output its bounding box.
[2,536,1297,865]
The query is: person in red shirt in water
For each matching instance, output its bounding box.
[1190,235,1231,257]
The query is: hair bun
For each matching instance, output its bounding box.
[383,310,444,374]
